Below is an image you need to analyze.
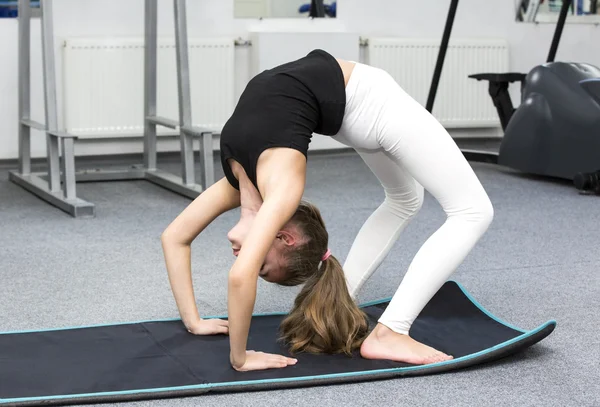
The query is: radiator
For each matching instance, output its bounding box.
[368,38,509,128]
[62,37,235,138]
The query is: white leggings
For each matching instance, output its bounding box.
[332,62,494,335]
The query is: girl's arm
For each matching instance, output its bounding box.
[228,149,306,371]
[161,177,241,331]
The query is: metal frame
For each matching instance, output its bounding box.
[427,0,574,165]
[9,0,215,218]
[9,0,94,217]
[546,0,573,63]
[426,0,458,114]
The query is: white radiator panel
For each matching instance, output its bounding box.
[62,37,235,138]
[368,38,509,128]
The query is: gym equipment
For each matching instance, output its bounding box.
[472,63,600,181]
[0,281,555,406]
[428,0,600,188]
[9,0,215,218]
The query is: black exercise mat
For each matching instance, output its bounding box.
[0,281,556,406]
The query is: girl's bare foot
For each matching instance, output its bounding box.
[360,323,453,365]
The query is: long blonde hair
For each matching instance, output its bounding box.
[278,201,369,355]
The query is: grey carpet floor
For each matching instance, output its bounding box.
[1,150,599,407]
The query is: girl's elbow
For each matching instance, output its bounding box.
[161,227,187,247]
[228,269,254,290]
[160,228,175,245]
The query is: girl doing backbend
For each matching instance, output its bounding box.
[161,49,494,372]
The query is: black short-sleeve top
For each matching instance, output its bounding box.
[219,49,346,190]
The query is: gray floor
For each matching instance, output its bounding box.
[1,149,599,407]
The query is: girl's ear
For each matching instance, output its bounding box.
[277,230,298,247]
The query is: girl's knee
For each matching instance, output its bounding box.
[469,192,494,232]
[482,196,494,225]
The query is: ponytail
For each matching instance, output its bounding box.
[279,254,369,355]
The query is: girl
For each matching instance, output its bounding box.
[161,49,494,372]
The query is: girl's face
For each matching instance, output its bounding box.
[226,215,288,283]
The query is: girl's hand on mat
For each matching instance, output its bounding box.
[186,318,229,335]
[232,350,297,372]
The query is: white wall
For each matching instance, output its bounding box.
[0,0,598,161]
[341,0,600,73]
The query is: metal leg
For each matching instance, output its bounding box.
[60,137,77,200]
[9,171,95,217]
[140,0,203,199]
[40,0,61,193]
[174,0,195,186]
[18,0,31,176]
[200,132,214,188]
[144,0,158,171]
[546,0,572,63]
[426,0,459,113]
[144,170,203,198]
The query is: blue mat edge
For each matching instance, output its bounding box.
[0,281,557,405]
